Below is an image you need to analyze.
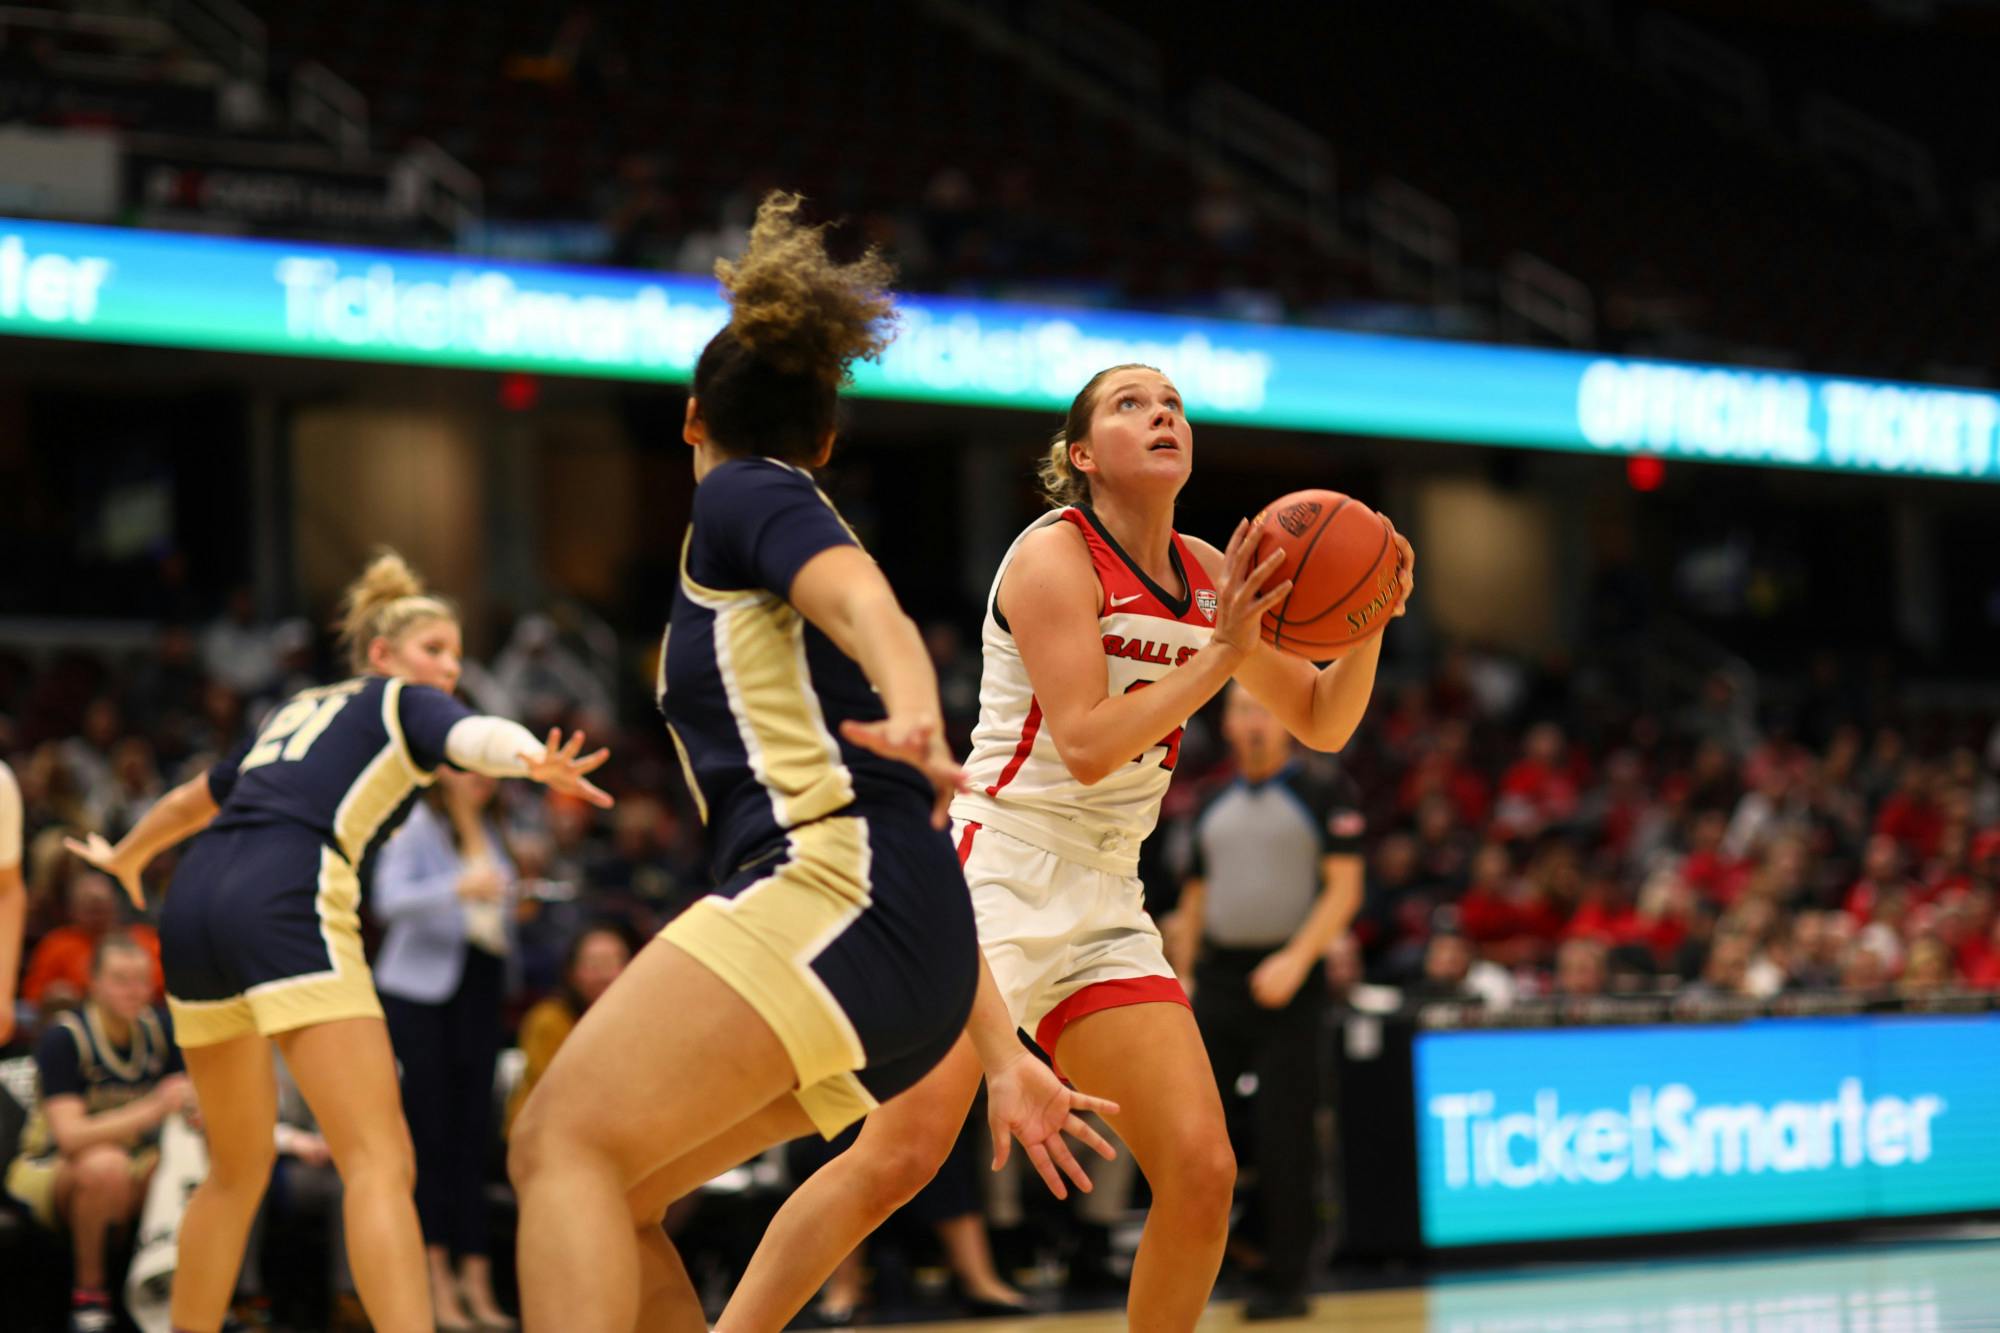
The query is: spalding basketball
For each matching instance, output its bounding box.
[1250,489,1405,660]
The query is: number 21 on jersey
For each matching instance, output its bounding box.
[238,680,366,773]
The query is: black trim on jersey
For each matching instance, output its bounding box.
[1077,505,1193,619]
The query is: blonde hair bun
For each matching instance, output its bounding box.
[336,549,456,672]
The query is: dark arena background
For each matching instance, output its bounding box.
[4,1,2000,1329]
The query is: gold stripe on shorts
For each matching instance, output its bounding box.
[662,815,873,1096]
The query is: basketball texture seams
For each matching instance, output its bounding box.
[1251,488,1403,661]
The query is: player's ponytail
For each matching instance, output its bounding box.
[1036,362,1159,509]
[336,549,457,673]
[692,191,898,463]
[1036,431,1091,509]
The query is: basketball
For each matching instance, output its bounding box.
[1251,489,1405,660]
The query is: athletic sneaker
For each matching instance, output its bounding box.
[1243,1289,1311,1321]
[68,1304,115,1333]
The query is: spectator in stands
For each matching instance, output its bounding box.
[1579,749,1651,864]
[1682,808,1752,906]
[1876,759,1946,860]
[4,935,192,1333]
[922,621,982,752]
[1410,794,1475,893]
[1411,920,1515,1010]
[1357,830,1431,978]
[1397,718,1490,827]
[1493,722,1583,837]
[1938,891,1992,981]
[1461,839,1566,969]
[199,585,280,698]
[1844,833,1912,924]
[1966,914,2000,989]
[1684,930,1756,1000]
[83,737,162,844]
[491,613,613,732]
[1840,937,1891,994]
[59,699,124,820]
[1723,756,1805,862]
[125,622,205,754]
[1551,935,1609,998]
[587,795,686,930]
[504,924,632,1138]
[22,872,163,1011]
[1680,672,1757,759]
[1899,936,1954,996]
[1858,729,1908,809]
[21,740,90,833]
[375,770,519,1332]
[1783,911,1841,989]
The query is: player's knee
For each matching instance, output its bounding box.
[1156,1133,1235,1219]
[212,1134,278,1189]
[72,1147,132,1200]
[876,1142,944,1204]
[862,1133,951,1213]
[336,1123,416,1194]
[507,1105,555,1190]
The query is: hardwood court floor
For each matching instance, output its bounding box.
[885,1233,2000,1330]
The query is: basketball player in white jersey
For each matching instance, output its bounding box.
[720,363,1412,1331]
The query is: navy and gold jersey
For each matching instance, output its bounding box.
[659,458,931,879]
[16,1003,180,1160]
[207,674,475,870]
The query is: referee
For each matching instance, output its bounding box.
[1166,684,1365,1321]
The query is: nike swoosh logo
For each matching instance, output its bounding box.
[1109,593,1144,607]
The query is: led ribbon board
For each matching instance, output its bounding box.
[1414,1015,2000,1246]
[4,217,1997,481]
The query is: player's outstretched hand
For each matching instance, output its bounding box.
[64,832,146,909]
[1211,517,1292,655]
[520,728,615,808]
[984,1050,1121,1201]
[840,715,969,829]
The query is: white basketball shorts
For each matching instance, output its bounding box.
[953,817,1188,1064]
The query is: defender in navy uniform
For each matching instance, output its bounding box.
[68,553,612,1333]
[509,193,1113,1333]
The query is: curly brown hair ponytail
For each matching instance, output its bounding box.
[692,192,899,462]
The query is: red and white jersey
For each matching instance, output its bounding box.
[953,506,1217,875]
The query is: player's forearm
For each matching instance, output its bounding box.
[1166,880,1206,976]
[444,716,544,778]
[964,953,1027,1075]
[1301,632,1386,752]
[53,1098,162,1155]
[1059,643,1242,785]
[1285,861,1362,961]
[109,774,218,872]
[839,590,948,727]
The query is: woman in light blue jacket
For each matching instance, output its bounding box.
[374,767,517,1332]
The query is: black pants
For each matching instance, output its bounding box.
[383,948,505,1258]
[1194,945,1322,1298]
